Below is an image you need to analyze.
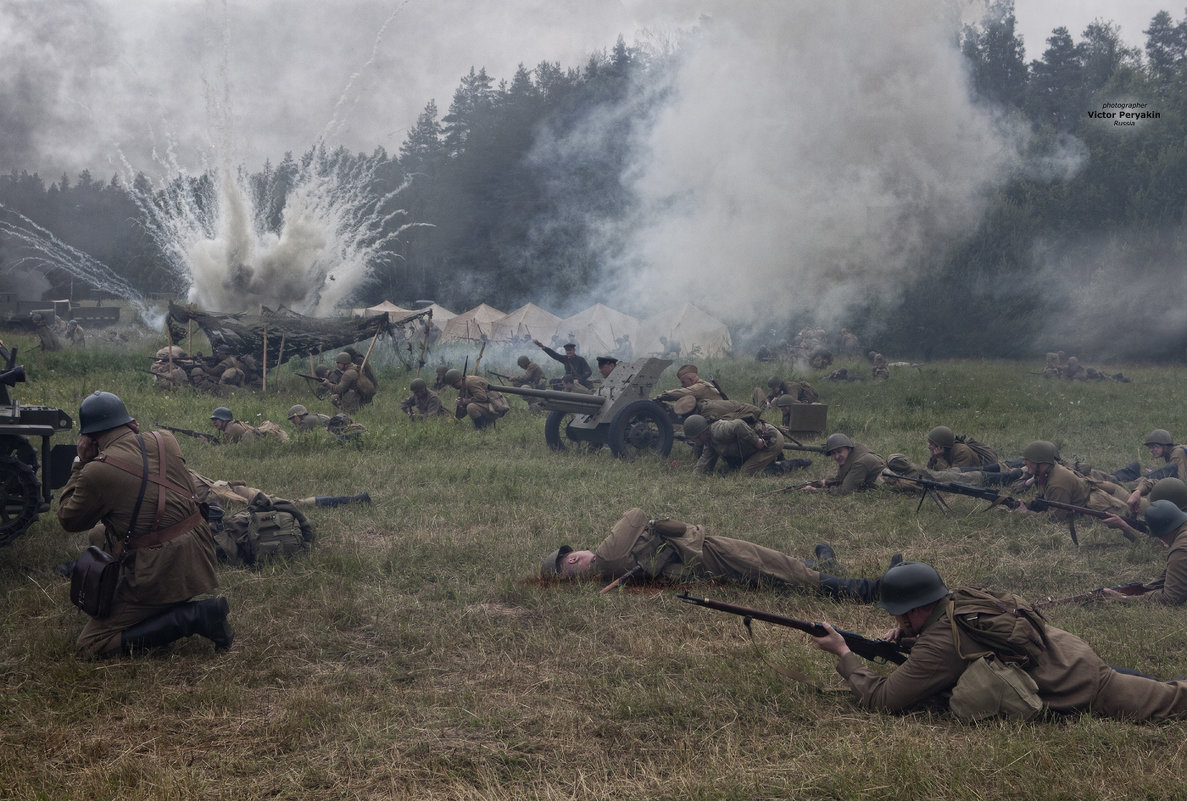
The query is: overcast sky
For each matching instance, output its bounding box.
[1,0,1175,180]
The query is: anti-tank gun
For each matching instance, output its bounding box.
[489,357,674,458]
[0,343,75,546]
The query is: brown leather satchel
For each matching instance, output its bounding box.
[70,546,120,618]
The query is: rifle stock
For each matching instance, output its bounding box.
[677,591,908,664]
[758,479,822,497]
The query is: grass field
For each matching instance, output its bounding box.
[1,330,1185,800]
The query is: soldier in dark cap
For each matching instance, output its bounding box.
[595,355,619,379]
[534,339,593,389]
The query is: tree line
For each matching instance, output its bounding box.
[2,4,1187,360]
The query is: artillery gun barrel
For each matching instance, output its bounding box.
[487,384,605,407]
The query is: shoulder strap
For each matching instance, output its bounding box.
[96,432,202,548]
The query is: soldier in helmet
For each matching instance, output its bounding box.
[30,311,63,351]
[445,368,508,429]
[540,507,899,603]
[925,426,1000,471]
[1100,498,1187,606]
[752,376,818,410]
[802,433,886,495]
[653,364,723,413]
[207,346,245,386]
[869,351,889,381]
[433,364,451,390]
[510,355,546,389]
[808,561,1187,721]
[56,391,232,657]
[1117,430,1187,511]
[683,413,784,477]
[65,319,86,347]
[287,404,332,432]
[209,407,262,443]
[321,352,364,412]
[1014,440,1134,525]
[400,377,447,420]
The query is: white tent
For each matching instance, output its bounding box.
[363,300,416,318]
[489,303,561,345]
[557,303,639,357]
[439,303,506,343]
[637,304,732,359]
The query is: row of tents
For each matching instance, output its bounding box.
[354,301,733,359]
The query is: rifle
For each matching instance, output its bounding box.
[485,368,514,383]
[1034,581,1155,609]
[455,356,470,419]
[156,423,218,445]
[677,592,908,665]
[707,375,729,400]
[780,433,827,454]
[140,368,186,383]
[1027,497,1142,543]
[757,479,822,497]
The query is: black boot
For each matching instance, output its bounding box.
[810,543,840,574]
[315,492,371,508]
[888,553,903,568]
[121,597,233,654]
[980,468,1024,486]
[819,574,879,603]
[1109,461,1143,483]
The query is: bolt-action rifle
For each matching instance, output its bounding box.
[156,423,218,445]
[484,368,514,383]
[677,592,908,665]
[1034,581,1156,609]
[757,479,822,497]
[1027,497,1142,543]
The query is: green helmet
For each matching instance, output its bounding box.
[1145,429,1174,447]
[540,545,573,578]
[927,426,954,448]
[79,391,133,434]
[886,453,914,474]
[1149,477,1187,510]
[775,394,797,408]
[824,433,853,454]
[1145,500,1187,539]
[876,561,949,615]
[410,378,427,392]
[767,376,782,389]
[443,368,463,385]
[683,414,709,438]
[210,407,233,422]
[287,404,308,419]
[1022,440,1058,465]
[336,352,353,365]
[517,355,531,368]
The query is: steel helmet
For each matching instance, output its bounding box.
[336,352,353,365]
[210,407,233,422]
[824,433,854,454]
[877,561,950,615]
[1022,440,1058,465]
[1149,477,1187,510]
[927,426,955,448]
[78,391,133,435]
[540,545,573,578]
[517,355,531,368]
[683,415,709,438]
[767,376,782,389]
[287,404,308,419]
[775,394,797,408]
[1145,429,1174,447]
[410,378,427,392]
[1145,499,1187,539]
[443,368,463,385]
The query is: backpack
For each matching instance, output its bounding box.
[212,493,315,567]
[256,420,290,442]
[327,413,366,443]
[946,587,1049,668]
[489,390,510,417]
[955,435,999,467]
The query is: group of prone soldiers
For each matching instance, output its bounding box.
[1040,351,1130,382]
[151,346,378,412]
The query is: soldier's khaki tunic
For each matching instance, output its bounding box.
[694,419,784,477]
[511,362,546,389]
[591,508,818,588]
[456,375,504,426]
[57,427,218,657]
[292,412,332,432]
[222,420,260,443]
[401,389,447,419]
[328,365,362,412]
[1146,523,1187,606]
[1035,463,1128,522]
[656,379,722,407]
[1136,444,1187,495]
[826,443,886,495]
[928,442,981,470]
[837,596,1187,720]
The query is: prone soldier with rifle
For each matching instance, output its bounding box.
[158,423,219,445]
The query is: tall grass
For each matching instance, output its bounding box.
[1,332,1185,800]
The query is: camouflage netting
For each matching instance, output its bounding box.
[166,303,431,363]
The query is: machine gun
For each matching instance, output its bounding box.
[883,471,1021,517]
[677,592,908,665]
[0,342,75,546]
[156,423,219,445]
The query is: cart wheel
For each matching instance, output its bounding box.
[608,400,673,459]
[0,454,41,547]
[544,411,579,451]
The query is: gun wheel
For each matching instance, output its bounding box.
[0,454,41,547]
[544,411,590,452]
[608,400,674,459]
